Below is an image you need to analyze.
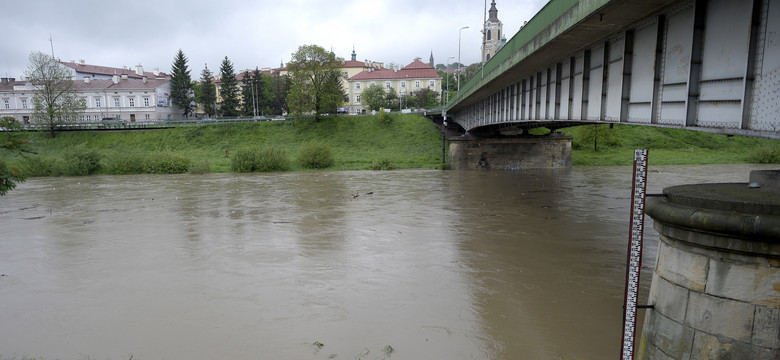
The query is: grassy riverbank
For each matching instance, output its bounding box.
[4,114,779,177]
[560,124,779,166]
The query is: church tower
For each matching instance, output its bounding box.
[481,1,503,63]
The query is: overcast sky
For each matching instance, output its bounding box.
[2,0,547,79]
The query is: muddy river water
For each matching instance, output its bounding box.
[0,164,770,359]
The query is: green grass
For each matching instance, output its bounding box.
[7,114,444,175]
[559,124,780,166]
[5,118,778,178]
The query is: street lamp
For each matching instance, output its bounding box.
[446,56,454,104]
[458,26,469,92]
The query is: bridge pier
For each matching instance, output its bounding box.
[447,134,572,170]
[639,170,780,360]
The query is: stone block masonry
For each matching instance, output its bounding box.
[447,134,572,170]
[638,170,780,360]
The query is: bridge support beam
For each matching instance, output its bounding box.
[447,134,572,170]
[639,170,780,360]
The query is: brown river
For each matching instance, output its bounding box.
[0,164,770,360]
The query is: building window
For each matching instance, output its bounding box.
[487,29,492,41]
[95,97,101,107]
[145,114,150,120]
[429,80,435,88]
[415,81,420,88]
[401,81,406,88]
[385,81,391,89]
[355,82,361,90]
[129,98,135,107]
[143,97,149,107]
[21,98,27,109]
[355,94,361,104]
[343,72,348,79]
[3,99,8,109]
[486,53,491,61]
[371,81,376,86]
[114,97,120,107]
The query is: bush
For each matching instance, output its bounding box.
[19,155,58,177]
[230,147,290,172]
[143,151,191,174]
[103,149,146,174]
[748,145,780,163]
[189,160,211,174]
[370,158,395,170]
[376,109,391,125]
[62,144,101,176]
[297,140,334,169]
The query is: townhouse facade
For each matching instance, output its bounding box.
[347,58,442,114]
[0,73,176,124]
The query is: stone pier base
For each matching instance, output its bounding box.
[639,170,780,360]
[448,134,572,170]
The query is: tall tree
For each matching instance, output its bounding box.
[196,64,217,117]
[218,56,240,117]
[286,45,346,120]
[25,51,86,138]
[271,74,291,115]
[361,84,387,112]
[170,49,194,118]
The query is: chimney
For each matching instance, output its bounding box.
[1,78,7,85]
[79,59,86,65]
[135,64,144,76]
[112,75,120,84]
[142,76,147,83]
[153,68,159,76]
[122,66,128,70]
[84,77,90,83]
[121,74,128,80]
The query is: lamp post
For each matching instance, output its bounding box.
[458,26,469,92]
[446,56,454,104]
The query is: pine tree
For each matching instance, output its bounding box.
[170,49,193,118]
[197,64,216,117]
[218,56,240,117]
[240,70,254,116]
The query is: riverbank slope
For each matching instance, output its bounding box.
[5,114,779,176]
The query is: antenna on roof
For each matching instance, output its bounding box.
[49,33,55,58]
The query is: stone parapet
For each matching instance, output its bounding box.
[638,170,780,360]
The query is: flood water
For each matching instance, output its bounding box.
[0,164,771,360]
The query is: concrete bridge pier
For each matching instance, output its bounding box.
[447,133,572,170]
[639,170,780,359]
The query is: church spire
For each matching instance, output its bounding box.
[429,51,434,68]
[488,1,499,22]
[351,45,356,61]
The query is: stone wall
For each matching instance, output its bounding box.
[639,174,780,359]
[448,134,572,170]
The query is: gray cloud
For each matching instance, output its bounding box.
[2,0,545,79]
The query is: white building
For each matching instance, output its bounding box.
[0,61,176,124]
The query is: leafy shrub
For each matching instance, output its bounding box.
[255,147,290,172]
[143,151,191,174]
[370,158,395,170]
[61,144,101,176]
[748,145,780,163]
[376,109,391,125]
[19,155,58,177]
[189,160,211,174]
[297,140,334,169]
[230,147,290,172]
[103,149,145,174]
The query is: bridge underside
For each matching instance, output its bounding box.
[447,0,780,140]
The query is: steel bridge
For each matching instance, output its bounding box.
[445,0,780,140]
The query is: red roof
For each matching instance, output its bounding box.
[348,59,440,81]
